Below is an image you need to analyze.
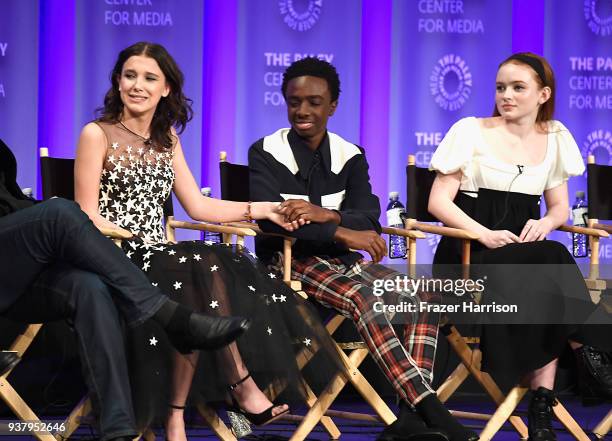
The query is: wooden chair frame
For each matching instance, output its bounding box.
[404,154,609,440]
[1,326,56,441]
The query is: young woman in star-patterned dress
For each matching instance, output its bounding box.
[74,42,338,441]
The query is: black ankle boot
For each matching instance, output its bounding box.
[415,394,479,441]
[527,387,557,441]
[377,401,449,441]
[574,345,612,405]
[165,305,251,354]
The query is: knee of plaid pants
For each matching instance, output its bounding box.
[341,260,442,383]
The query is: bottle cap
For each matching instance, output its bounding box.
[389,191,399,200]
[201,187,212,196]
[575,190,585,199]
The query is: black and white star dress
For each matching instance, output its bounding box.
[94,121,339,427]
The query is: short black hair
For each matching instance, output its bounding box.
[281,57,341,102]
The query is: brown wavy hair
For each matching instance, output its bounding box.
[493,52,556,128]
[96,42,193,149]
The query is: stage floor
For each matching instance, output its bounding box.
[6,394,610,440]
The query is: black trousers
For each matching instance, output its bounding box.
[0,199,168,440]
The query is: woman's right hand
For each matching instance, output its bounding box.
[478,229,520,249]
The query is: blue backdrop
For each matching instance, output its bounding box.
[1,0,610,263]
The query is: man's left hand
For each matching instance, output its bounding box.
[279,199,340,224]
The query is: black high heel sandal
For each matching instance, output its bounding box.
[226,374,290,427]
[165,403,186,441]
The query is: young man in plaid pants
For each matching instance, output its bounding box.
[248,58,477,441]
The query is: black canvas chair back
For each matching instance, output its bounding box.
[406,158,438,222]
[40,156,75,200]
[219,159,250,202]
[587,161,612,221]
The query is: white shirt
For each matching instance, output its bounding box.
[429,117,585,197]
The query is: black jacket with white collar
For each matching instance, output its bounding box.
[248,128,381,265]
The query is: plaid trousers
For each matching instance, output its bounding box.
[272,254,440,405]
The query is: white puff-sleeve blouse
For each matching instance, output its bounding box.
[429,117,585,197]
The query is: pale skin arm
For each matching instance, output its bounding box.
[75,124,298,231]
[74,123,125,231]
[428,171,520,249]
[519,183,568,242]
[428,171,569,247]
[171,136,298,229]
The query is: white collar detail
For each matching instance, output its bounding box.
[263,128,361,175]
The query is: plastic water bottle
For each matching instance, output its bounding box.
[201,187,221,243]
[387,192,407,259]
[572,191,588,258]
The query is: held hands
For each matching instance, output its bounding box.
[267,200,387,262]
[335,227,386,263]
[266,202,309,231]
[519,218,553,242]
[278,199,339,224]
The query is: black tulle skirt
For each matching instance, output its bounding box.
[122,238,340,428]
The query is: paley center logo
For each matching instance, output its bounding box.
[279,0,322,32]
[582,129,612,165]
[430,54,472,111]
[584,0,612,36]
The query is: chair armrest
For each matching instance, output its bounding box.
[224,222,298,242]
[381,226,426,239]
[591,223,612,235]
[98,226,133,240]
[404,220,479,240]
[168,219,257,237]
[225,221,263,234]
[557,224,609,238]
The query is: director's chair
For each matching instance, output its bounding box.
[403,153,609,441]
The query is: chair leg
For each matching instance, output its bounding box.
[290,346,373,441]
[303,378,342,439]
[0,378,56,441]
[437,360,470,403]
[552,401,590,441]
[445,327,528,437]
[289,365,351,441]
[56,396,92,440]
[342,348,396,425]
[10,324,42,356]
[196,402,237,441]
[593,409,611,439]
[478,386,528,441]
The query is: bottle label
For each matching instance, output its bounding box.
[387,207,404,226]
[572,207,588,226]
